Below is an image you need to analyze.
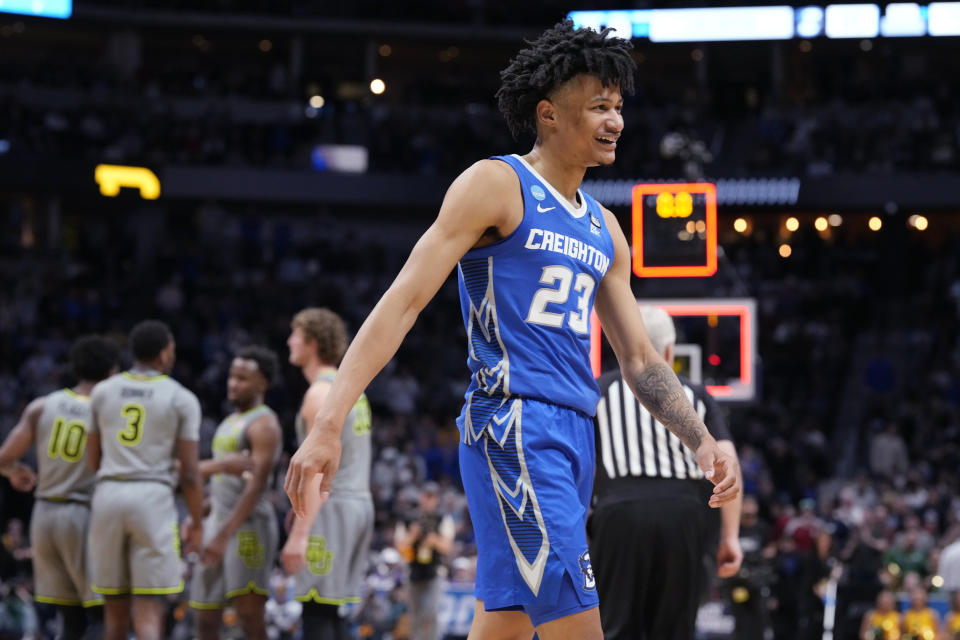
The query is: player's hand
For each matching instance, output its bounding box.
[281,535,308,575]
[201,533,228,568]
[716,536,743,578]
[284,422,342,519]
[219,451,255,478]
[184,518,204,555]
[694,438,740,508]
[6,463,36,492]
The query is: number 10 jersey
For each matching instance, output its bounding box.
[456,154,615,445]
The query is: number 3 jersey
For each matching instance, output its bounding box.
[456,154,615,445]
[35,389,97,502]
[90,369,201,486]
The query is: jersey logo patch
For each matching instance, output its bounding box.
[536,203,555,213]
[237,531,265,569]
[579,550,596,590]
[589,213,602,236]
[530,185,546,201]
[306,536,334,575]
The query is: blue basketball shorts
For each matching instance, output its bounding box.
[458,396,598,627]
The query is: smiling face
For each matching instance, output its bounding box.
[536,74,624,167]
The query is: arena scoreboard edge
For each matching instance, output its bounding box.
[632,182,718,278]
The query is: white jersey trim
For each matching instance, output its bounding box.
[512,154,588,219]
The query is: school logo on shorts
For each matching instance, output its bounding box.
[530,185,546,201]
[236,531,264,569]
[306,536,334,575]
[579,550,596,591]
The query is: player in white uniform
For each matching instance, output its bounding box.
[190,346,282,640]
[284,308,373,640]
[0,335,120,640]
[87,320,206,640]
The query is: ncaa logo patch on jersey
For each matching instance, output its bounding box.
[578,550,596,590]
[530,185,546,201]
[589,213,602,236]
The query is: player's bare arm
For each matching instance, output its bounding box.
[281,377,334,573]
[177,438,206,552]
[285,159,520,516]
[594,206,740,507]
[715,439,744,577]
[299,379,332,437]
[198,452,254,479]
[0,397,42,490]
[202,414,281,567]
[87,386,103,473]
[85,430,101,473]
[281,377,333,574]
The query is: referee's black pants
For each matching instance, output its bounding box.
[590,493,709,640]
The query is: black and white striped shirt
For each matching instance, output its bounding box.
[593,370,731,504]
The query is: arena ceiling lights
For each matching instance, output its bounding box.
[569,3,960,42]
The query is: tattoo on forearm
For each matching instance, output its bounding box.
[626,362,707,452]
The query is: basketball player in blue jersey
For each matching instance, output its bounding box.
[287,20,741,639]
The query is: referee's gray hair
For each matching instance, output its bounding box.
[639,306,676,357]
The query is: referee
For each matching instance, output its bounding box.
[590,306,744,640]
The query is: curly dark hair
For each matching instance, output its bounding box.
[129,320,173,362]
[235,345,279,385]
[70,335,121,382]
[496,19,636,139]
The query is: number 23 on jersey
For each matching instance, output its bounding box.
[526,265,595,334]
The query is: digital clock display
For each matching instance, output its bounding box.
[632,182,718,278]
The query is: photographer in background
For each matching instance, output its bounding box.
[397,483,455,640]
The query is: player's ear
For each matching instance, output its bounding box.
[536,99,558,130]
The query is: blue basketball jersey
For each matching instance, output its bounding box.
[456,154,616,445]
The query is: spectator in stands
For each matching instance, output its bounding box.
[859,589,900,640]
[942,533,960,597]
[727,495,774,640]
[0,520,30,580]
[396,483,454,640]
[785,498,824,553]
[264,574,300,640]
[901,587,938,639]
[884,530,929,581]
[869,423,909,479]
[943,591,960,640]
[0,579,38,640]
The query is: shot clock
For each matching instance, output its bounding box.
[632,182,718,278]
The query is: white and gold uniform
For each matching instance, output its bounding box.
[88,369,200,596]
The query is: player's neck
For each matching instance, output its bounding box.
[233,397,263,414]
[132,360,164,374]
[72,381,97,396]
[522,142,586,203]
[301,360,336,383]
